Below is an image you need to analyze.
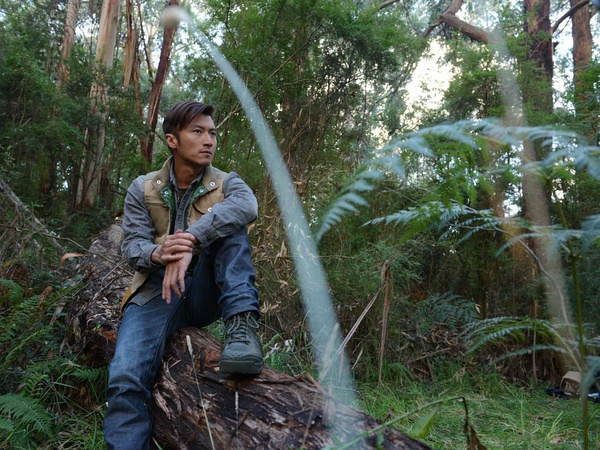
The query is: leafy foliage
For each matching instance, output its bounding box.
[316,118,600,248]
[415,292,480,332]
[0,393,54,443]
[0,0,599,446]
[463,316,578,365]
[0,279,107,448]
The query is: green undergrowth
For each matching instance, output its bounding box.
[358,370,600,449]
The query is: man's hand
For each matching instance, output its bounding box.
[162,251,193,303]
[152,230,198,303]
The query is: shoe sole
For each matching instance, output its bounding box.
[219,359,263,375]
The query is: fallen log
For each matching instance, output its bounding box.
[70,222,432,449]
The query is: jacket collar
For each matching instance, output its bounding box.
[151,156,220,194]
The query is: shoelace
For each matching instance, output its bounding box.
[225,312,258,344]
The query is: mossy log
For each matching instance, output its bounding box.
[70,222,432,450]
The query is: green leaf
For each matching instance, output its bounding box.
[0,393,53,437]
[410,404,441,439]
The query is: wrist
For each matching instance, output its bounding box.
[190,235,201,255]
[151,244,163,265]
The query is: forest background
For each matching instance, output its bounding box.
[1,0,600,448]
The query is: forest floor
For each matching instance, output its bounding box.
[359,371,599,449]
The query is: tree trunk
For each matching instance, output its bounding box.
[496,0,573,376]
[57,0,81,87]
[570,0,598,143]
[75,0,121,210]
[523,0,553,123]
[69,223,432,450]
[154,328,431,449]
[0,177,66,268]
[140,0,181,168]
[122,0,138,88]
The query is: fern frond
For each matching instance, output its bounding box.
[417,293,479,330]
[470,118,522,146]
[464,316,582,368]
[70,365,109,386]
[20,367,51,400]
[314,168,383,241]
[464,316,557,355]
[573,145,600,179]
[492,344,569,363]
[0,278,24,306]
[582,214,600,248]
[0,393,53,437]
[0,417,13,433]
[0,328,51,379]
[379,132,433,157]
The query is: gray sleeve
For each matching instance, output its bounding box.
[121,176,162,272]
[187,172,258,247]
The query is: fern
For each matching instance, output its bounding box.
[70,365,109,402]
[0,278,23,305]
[0,278,106,448]
[314,167,383,241]
[493,344,570,363]
[463,316,579,368]
[0,393,53,438]
[70,365,109,385]
[0,417,13,433]
[581,214,600,248]
[0,328,53,380]
[416,292,480,331]
[367,201,474,243]
[314,117,600,246]
[0,287,48,347]
[0,283,74,384]
[19,365,51,400]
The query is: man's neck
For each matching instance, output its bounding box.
[173,161,204,189]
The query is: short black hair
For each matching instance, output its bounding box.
[162,101,215,142]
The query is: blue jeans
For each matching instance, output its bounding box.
[103,228,259,450]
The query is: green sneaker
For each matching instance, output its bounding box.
[219,312,264,375]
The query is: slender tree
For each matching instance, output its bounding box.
[570,0,597,142]
[56,0,81,88]
[75,0,121,210]
[140,0,181,168]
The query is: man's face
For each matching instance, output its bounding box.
[167,114,217,170]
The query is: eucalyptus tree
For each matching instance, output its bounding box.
[74,0,121,211]
[0,0,86,214]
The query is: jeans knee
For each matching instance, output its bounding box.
[108,357,156,399]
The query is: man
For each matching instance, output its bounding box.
[104,101,263,449]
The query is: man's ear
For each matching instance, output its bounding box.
[165,133,178,150]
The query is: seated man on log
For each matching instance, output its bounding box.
[104,101,263,449]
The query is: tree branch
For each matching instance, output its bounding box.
[378,0,401,10]
[424,0,489,43]
[552,0,589,33]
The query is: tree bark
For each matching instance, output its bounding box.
[154,328,431,449]
[70,223,432,449]
[57,0,81,87]
[0,177,66,263]
[523,0,553,119]
[423,0,488,43]
[570,0,598,142]
[75,0,121,210]
[140,0,181,168]
[122,0,139,88]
